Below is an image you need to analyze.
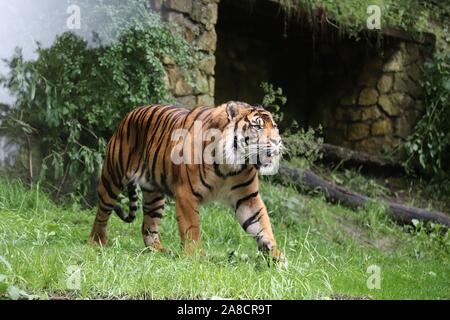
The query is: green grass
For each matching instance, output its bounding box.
[0,178,449,300]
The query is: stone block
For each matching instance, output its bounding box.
[359,88,379,106]
[197,94,215,107]
[165,0,192,14]
[362,106,381,120]
[371,119,392,136]
[377,74,393,94]
[348,123,370,141]
[197,29,217,52]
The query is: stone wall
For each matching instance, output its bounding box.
[150,0,218,108]
[319,41,427,154]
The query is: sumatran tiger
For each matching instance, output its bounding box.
[88,101,287,265]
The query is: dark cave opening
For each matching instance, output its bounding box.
[215,0,379,131]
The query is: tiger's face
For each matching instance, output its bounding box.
[222,101,283,175]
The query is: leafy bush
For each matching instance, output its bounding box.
[278,0,441,41]
[403,51,450,178]
[260,82,323,168]
[0,8,195,197]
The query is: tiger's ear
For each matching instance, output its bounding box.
[226,102,238,121]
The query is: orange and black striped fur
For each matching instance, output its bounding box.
[89,101,286,264]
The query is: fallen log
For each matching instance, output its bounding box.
[275,164,450,228]
[284,139,405,175]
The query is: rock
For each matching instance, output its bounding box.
[354,137,384,154]
[394,116,411,138]
[163,70,171,89]
[167,67,180,86]
[371,119,392,136]
[377,74,393,94]
[334,107,361,122]
[406,62,423,82]
[167,12,200,43]
[175,78,193,96]
[393,72,423,97]
[378,94,397,116]
[347,123,370,141]
[193,70,209,94]
[383,50,404,72]
[197,94,215,107]
[405,109,422,125]
[176,95,196,108]
[197,29,217,52]
[198,55,216,75]
[164,0,192,14]
[162,56,175,66]
[358,88,379,106]
[379,93,413,116]
[362,106,381,120]
[192,2,218,27]
[167,67,193,96]
[208,76,215,96]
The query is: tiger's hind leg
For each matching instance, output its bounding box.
[89,173,123,246]
[141,188,166,252]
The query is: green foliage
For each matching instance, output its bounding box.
[283,127,323,168]
[0,8,195,196]
[260,82,287,123]
[330,169,391,199]
[277,0,441,41]
[260,82,323,168]
[403,51,450,178]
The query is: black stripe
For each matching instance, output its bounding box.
[151,109,182,180]
[136,106,160,173]
[117,137,125,178]
[95,216,109,224]
[98,203,113,213]
[235,191,259,210]
[144,196,164,207]
[199,165,212,190]
[108,136,122,185]
[101,175,117,200]
[187,168,203,200]
[145,106,178,175]
[242,208,263,231]
[130,205,138,211]
[231,171,256,190]
[98,193,114,210]
[126,108,145,142]
[144,208,164,219]
[213,163,225,178]
[159,111,185,193]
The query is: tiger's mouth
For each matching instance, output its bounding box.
[254,152,278,170]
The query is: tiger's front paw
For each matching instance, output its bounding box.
[88,227,108,247]
[183,241,206,257]
[146,242,174,256]
[268,247,288,268]
[260,243,288,268]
